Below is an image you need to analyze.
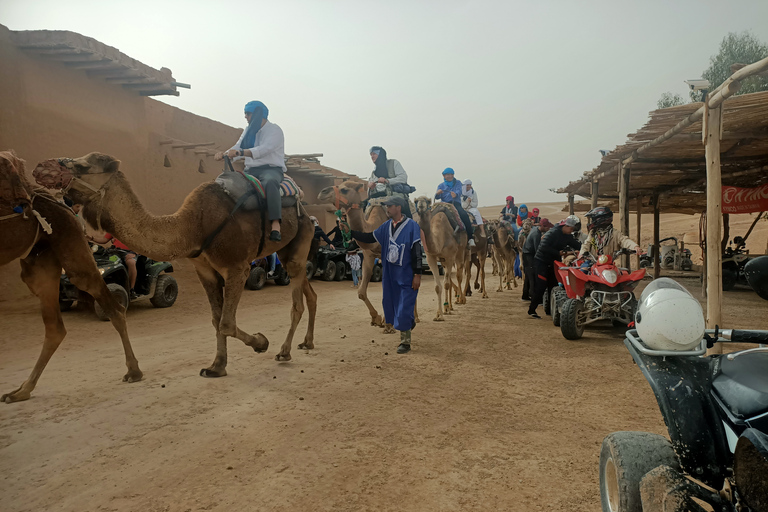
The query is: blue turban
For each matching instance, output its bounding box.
[442,167,454,175]
[241,101,269,150]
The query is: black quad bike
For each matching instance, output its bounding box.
[599,285,768,511]
[59,245,178,320]
[306,246,384,283]
[245,255,291,290]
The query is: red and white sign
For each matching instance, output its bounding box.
[722,184,768,214]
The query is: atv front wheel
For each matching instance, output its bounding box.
[560,298,586,340]
[543,287,551,316]
[322,261,337,281]
[552,287,567,327]
[274,268,291,286]
[334,261,346,281]
[151,274,178,308]
[599,431,679,512]
[94,283,129,321]
[371,265,383,282]
[246,266,267,290]
[306,260,317,281]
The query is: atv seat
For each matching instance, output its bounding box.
[712,352,768,420]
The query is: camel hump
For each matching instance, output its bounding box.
[432,202,464,232]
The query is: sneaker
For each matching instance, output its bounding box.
[269,230,281,242]
[397,343,411,354]
[468,239,476,247]
[529,312,541,319]
[130,290,139,300]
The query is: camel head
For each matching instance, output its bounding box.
[521,219,532,233]
[485,219,499,237]
[413,195,432,216]
[317,180,366,211]
[35,152,121,204]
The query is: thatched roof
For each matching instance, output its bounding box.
[557,90,768,214]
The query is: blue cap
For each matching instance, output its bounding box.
[244,101,268,117]
[442,167,454,175]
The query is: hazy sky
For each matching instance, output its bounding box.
[3,0,768,205]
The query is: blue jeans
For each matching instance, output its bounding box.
[352,269,360,286]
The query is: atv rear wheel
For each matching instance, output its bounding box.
[599,431,679,512]
[371,264,383,282]
[94,283,129,321]
[306,260,317,281]
[722,268,737,291]
[334,261,346,281]
[150,274,178,308]
[274,268,291,286]
[560,298,586,340]
[322,261,337,281]
[246,267,267,290]
[552,287,566,327]
[543,288,551,315]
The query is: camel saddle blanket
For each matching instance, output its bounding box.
[215,171,302,211]
[0,159,33,208]
[432,202,464,232]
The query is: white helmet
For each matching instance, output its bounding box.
[635,278,705,351]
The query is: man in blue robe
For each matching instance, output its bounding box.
[350,196,422,354]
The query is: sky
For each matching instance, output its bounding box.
[3,0,768,205]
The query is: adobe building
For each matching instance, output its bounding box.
[0,24,362,298]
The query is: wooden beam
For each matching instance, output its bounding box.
[722,213,730,254]
[568,194,575,215]
[171,142,215,149]
[63,59,115,69]
[591,180,599,208]
[653,195,660,279]
[705,102,723,352]
[671,129,768,141]
[619,166,631,267]
[635,197,642,270]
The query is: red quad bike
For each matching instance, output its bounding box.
[556,249,646,340]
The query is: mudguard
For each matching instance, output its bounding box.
[734,429,768,512]
[745,256,768,301]
[623,338,731,488]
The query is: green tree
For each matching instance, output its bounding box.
[691,31,768,102]
[657,92,686,109]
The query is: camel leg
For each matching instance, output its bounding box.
[194,265,230,377]
[427,254,444,321]
[444,257,455,313]
[221,265,271,352]
[455,251,468,305]
[298,277,317,350]
[480,255,488,298]
[3,251,68,403]
[358,252,385,327]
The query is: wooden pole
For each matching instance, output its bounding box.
[721,213,730,254]
[705,102,723,353]
[619,166,631,268]
[653,195,660,280]
[568,194,575,215]
[635,197,642,270]
[591,180,599,209]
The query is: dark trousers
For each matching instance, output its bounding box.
[245,166,283,221]
[453,202,474,239]
[529,259,557,314]
[522,252,534,300]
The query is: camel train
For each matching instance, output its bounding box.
[2,151,520,402]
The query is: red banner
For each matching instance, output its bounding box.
[722,184,768,214]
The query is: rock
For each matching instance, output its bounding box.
[161,384,165,388]
[227,466,233,470]
[300,370,304,373]
[299,397,305,401]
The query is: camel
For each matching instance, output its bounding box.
[317,182,418,333]
[38,152,317,376]
[0,151,142,403]
[487,219,519,292]
[413,196,469,321]
[464,225,489,299]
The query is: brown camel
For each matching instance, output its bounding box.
[0,151,142,403]
[464,225,489,299]
[317,182,418,333]
[39,152,317,375]
[487,219,519,292]
[414,196,468,321]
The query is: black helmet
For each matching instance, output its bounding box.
[585,206,613,230]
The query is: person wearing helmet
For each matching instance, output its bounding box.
[435,168,475,247]
[578,207,641,260]
[462,179,485,237]
[367,146,413,218]
[500,196,518,223]
[215,101,286,242]
[528,216,582,318]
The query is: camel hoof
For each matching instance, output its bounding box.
[433,316,444,322]
[474,283,480,290]
[199,367,227,378]
[122,369,144,383]
[2,390,31,403]
[298,342,314,350]
[383,326,396,334]
[275,353,292,362]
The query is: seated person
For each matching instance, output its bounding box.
[516,204,530,227]
[88,232,139,299]
[529,208,541,225]
[326,217,344,246]
[578,207,641,261]
[462,179,485,237]
[310,216,335,249]
[435,168,475,247]
[500,196,518,223]
[367,146,413,218]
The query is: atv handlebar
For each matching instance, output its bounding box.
[720,329,768,345]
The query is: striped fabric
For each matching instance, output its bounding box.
[240,172,302,199]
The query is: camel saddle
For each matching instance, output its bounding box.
[0,156,33,208]
[215,171,302,211]
[432,202,465,232]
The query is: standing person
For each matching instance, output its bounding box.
[214,100,286,242]
[435,168,475,247]
[367,146,413,218]
[528,217,581,318]
[349,196,422,354]
[462,179,485,237]
[521,218,553,301]
[500,196,518,223]
[346,248,362,288]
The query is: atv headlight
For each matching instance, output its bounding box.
[601,269,618,284]
[597,255,609,265]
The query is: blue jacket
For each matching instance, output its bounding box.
[435,180,463,203]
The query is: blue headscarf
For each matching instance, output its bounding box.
[240,101,269,150]
[442,167,455,186]
[518,204,529,220]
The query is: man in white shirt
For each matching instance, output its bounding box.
[215,100,286,242]
[462,179,484,237]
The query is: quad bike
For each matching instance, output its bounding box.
[639,237,693,271]
[555,248,646,340]
[60,244,178,320]
[722,236,752,291]
[245,254,291,290]
[599,278,768,512]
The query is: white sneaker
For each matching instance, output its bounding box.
[469,239,476,247]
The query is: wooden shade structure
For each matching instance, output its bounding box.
[556,57,768,348]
